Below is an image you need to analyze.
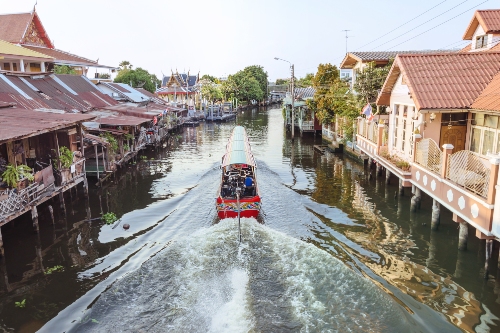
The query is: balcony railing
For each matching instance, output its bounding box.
[446,150,490,198]
[415,138,442,174]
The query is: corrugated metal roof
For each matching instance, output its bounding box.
[100,82,150,103]
[377,52,500,110]
[0,108,95,143]
[88,110,150,126]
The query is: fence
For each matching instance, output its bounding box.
[446,150,490,198]
[415,138,442,174]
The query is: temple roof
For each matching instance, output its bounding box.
[0,10,53,48]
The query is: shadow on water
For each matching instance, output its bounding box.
[0,107,498,332]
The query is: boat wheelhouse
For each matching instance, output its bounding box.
[216,126,261,218]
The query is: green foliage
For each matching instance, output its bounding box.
[275,78,289,85]
[296,73,314,88]
[44,265,64,275]
[124,133,134,141]
[100,132,118,154]
[123,144,130,151]
[15,299,26,308]
[353,60,393,103]
[242,65,268,99]
[201,74,219,84]
[200,79,223,103]
[114,61,160,93]
[58,146,73,168]
[118,61,133,70]
[309,63,342,124]
[53,65,77,75]
[91,319,100,324]
[102,212,118,224]
[140,155,147,160]
[98,73,110,79]
[1,164,33,188]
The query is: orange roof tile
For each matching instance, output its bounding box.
[463,10,500,40]
[471,71,500,112]
[377,52,500,110]
[0,12,32,44]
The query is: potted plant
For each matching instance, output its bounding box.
[56,146,74,184]
[1,164,34,189]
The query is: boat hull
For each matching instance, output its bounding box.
[216,196,261,219]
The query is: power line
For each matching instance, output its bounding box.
[372,0,474,50]
[385,0,489,50]
[354,0,449,51]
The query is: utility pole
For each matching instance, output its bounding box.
[291,64,295,141]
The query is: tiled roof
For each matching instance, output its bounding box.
[0,12,32,44]
[377,52,500,110]
[0,39,52,59]
[0,11,53,48]
[471,71,500,111]
[463,10,500,40]
[340,50,454,68]
[23,45,99,66]
[478,10,500,32]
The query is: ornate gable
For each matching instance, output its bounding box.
[20,11,53,48]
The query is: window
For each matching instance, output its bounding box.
[470,127,481,153]
[470,113,500,156]
[401,120,406,151]
[394,118,398,148]
[482,130,495,155]
[476,35,488,49]
[3,63,9,70]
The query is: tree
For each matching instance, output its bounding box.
[222,70,264,103]
[309,63,340,124]
[275,78,289,85]
[353,60,393,103]
[53,65,77,75]
[242,65,268,100]
[114,62,160,93]
[201,74,220,84]
[118,61,133,70]
[200,79,222,103]
[296,73,314,88]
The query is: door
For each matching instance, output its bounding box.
[440,126,466,153]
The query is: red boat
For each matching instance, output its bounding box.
[216,126,261,219]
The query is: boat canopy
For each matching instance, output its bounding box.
[221,126,256,167]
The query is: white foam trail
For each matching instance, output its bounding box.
[209,269,253,333]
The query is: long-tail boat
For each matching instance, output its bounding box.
[216,126,261,219]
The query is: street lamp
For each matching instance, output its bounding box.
[274,57,295,141]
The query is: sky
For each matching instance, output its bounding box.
[2,0,494,82]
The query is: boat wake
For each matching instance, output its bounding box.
[74,218,415,333]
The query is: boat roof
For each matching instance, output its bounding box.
[221,126,257,167]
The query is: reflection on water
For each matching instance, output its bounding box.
[0,108,498,332]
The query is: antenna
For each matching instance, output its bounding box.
[341,29,351,54]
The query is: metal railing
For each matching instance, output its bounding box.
[446,150,490,198]
[415,138,442,174]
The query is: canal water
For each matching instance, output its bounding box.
[0,107,499,332]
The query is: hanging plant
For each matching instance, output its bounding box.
[1,164,34,188]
